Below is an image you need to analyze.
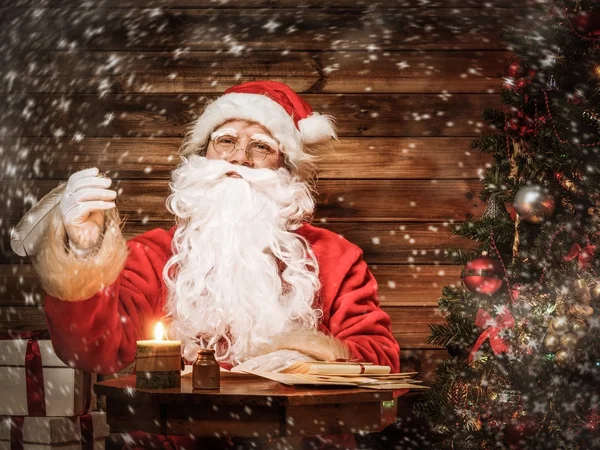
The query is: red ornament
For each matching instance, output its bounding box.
[505,416,538,449]
[515,78,530,91]
[462,257,504,295]
[506,111,536,137]
[507,61,527,79]
[504,63,536,93]
[571,11,600,37]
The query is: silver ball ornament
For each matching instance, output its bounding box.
[513,185,555,224]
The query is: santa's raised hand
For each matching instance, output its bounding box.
[59,167,117,254]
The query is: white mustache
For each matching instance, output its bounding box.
[169,156,313,227]
[174,155,291,190]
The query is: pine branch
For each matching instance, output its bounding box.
[443,248,477,265]
[428,321,475,347]
[500,87,526,109]
[481,108,506,129]
[470,134,506,154]
[453,218,514,245]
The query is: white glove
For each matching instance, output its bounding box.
[231,349,316,373]
[59,167,117,255]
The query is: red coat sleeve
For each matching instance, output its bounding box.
[323,245,401,373]
[296,224,400,372]
[43,229,172,375]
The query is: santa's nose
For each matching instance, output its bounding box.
[227,146,253,167]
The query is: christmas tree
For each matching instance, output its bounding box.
[414,1,600,448]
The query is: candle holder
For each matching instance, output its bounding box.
[135,322,182,389]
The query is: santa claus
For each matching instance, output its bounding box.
[26,81,400,376]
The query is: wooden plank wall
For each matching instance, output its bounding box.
[0,0,517,378]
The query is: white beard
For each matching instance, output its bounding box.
[163,156,322,365]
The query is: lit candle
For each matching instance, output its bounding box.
[136,322,182,389]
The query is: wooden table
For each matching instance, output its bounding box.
[94,374,401,440]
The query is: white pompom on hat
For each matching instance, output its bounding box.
[180,81,337,172]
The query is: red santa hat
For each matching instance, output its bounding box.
[183,81,337,172]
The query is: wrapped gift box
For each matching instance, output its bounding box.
[0,338,96,417]
[0,411,109,450]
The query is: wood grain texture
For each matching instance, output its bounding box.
[1,179,484,222]
[0,304,445,348]
[400,348,449,382]
[0,137,491,180]
[1,8,515,51]
[0,263,462,307]
[1,220,474,265]
[3,50,510,94]
[0,93,499,138]
[100,374,418,441]
[96,374,397,405]
[371,265,461,306]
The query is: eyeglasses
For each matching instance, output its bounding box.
[211,135,279,162]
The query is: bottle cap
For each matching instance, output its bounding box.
[197,348,216,355]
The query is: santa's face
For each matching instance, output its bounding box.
[163,138,322,365]
[205,120,284,171]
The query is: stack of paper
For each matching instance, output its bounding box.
[240,361,428,389]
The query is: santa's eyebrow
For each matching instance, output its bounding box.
[250,133,278,148]
[210,128,238,140]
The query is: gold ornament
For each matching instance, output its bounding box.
[544,334,561,352]
[555,349,572,365]
[556,172,585,196]
[572,279,592,305]
[513,214,520,263]
[569,304,595,320]
[571,319,588,336]
[560,333,579,348]
[591,283,600,301]
[508,139,520,182]
[562,197,576,214]
[550,316,569,335]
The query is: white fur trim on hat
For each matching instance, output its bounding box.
[299,112,337,145]
[183,93,336,166]
[187,92,303,161]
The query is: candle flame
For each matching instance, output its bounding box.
[154,322,165,341]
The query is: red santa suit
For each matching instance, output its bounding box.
[42,222,400,375]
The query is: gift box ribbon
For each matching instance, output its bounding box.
[80,414,94,450]
[9,417,24,450]
[1,331,47,416]
[1,331,92,417]
[9,414,95,450]
[469,307,514,363]
[24,338,46,416]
